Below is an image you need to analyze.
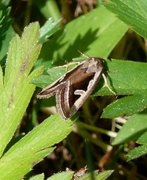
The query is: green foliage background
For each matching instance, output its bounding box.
[0,0,147,179]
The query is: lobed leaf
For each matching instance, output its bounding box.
[137,131,147,145]
[104,0,147,38]
[95,59,147,96]
[112,113,147,145]
[39,6,128,64]
[127,144,147,161]
[47,171,74,180]
[0,7,15,61]
[77,170,113,180]
[30,174,44,180]
[0,115,73,179]
[39,18,61,43]
[0,22,42,156]
[102,94,147,118]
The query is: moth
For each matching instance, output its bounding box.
[37,58,104,119]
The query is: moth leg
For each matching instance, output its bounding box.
[87,79,95,90]
[71,71,103,115]
[102,73,116,95]
[74,89,85,96]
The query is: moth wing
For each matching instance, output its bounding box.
[56,81,72,118]
[37,60,89,99]
[37,80,65,99]
[70,69,103,115]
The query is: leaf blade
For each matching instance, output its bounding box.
[0,115,73,179]
[105,0,147,38]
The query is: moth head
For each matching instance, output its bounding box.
[83,58,103,74]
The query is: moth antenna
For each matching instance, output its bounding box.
[77,50,90,58]
[102,73,116,95]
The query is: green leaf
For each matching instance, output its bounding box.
[47,170,113,180]
[32,74,52,88]
[4,23,41,84]
[39,18,61,43]
[34,61,79,88]
[137,131,147,145]
[0,66,3,89]
[47,171,74,180]
[0,0,11,6]
[127,144,147,161]
[34,0,61,20]
[0,22,42,156]
[30,174,44,180]
[0,7,14,61]
[39,6,128,63]
[95,59,147,96]
[102,94,147,118]
[77,170,113,180]
[94,170,114,180]
[0,115,73,179]
[112,113,147,145]
[104,0,147,38]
